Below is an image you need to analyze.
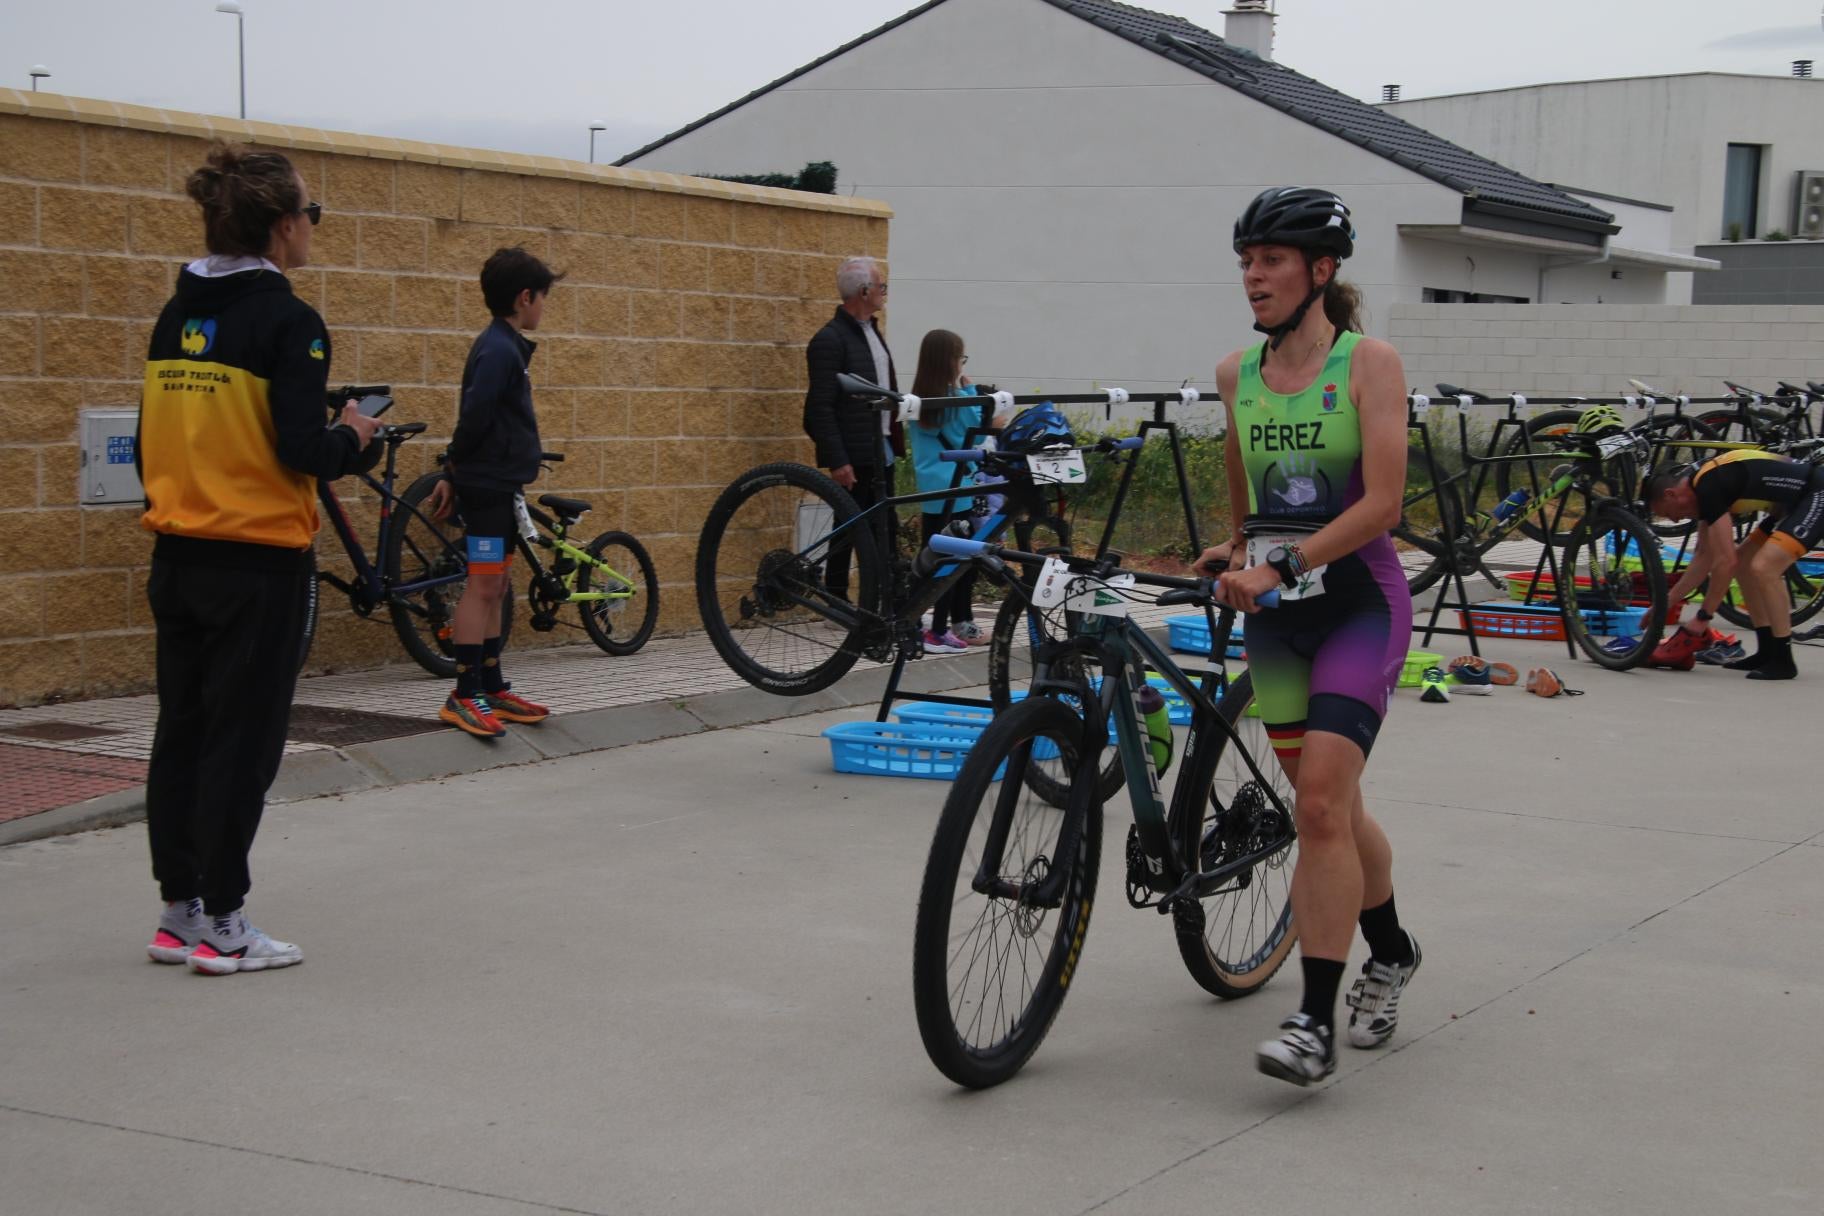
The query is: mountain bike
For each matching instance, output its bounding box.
[910,536,1295,1089]
[308,387,512,678]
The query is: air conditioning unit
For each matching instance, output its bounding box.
[1796,170,1824,239]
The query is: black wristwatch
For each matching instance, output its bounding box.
[1265,545,1297,588]
[1695,608,1713,623]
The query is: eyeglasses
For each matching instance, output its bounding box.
[873,280,889,295]
[300,202,322,226]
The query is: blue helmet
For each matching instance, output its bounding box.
[1001,402,1074,453]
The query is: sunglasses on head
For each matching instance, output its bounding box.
[299,202,322,226]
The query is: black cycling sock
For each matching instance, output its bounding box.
[1726,627,1773,670]
[1746,634,1797,680]
[479,635,506,693]
[454,644,484,698]
[1359,895,1414,966]
[1299,957,1347,1030]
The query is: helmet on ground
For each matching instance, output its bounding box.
[1577,405,1626,434]
[1233,187,1355,260]
[1000,402,1075,453]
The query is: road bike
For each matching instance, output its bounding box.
[910,536,1295,1089]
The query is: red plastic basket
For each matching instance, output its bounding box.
[1459,600,1567,640]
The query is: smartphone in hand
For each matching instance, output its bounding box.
[355,394,394,418]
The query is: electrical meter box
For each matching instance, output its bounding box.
[80,408,144,505]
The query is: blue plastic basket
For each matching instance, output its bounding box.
[894,702,997,729]
[824,721,999,780]
[1164,614,1246,659]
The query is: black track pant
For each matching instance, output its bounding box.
[145,556,309,916]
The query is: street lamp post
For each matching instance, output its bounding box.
[28,66,50,92]
[588,122,607,164]
[215,2,245,120]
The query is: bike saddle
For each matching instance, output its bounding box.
[837,371,895,400]
[538,494,592,520]
[1435,383,1488,402]
[384,422,427,439]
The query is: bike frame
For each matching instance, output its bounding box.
[315,440,466,609]
[513,501,633,607]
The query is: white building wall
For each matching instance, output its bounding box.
[625,0,1525,404]
[1386,75,1824,304]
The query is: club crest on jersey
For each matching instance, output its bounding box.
[1321,383,1338,411]
[308,338,326,361]
[180,318,216,356]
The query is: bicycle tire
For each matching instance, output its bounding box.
[578,530,659,655]
[297,549,320,674]
[1168,669,1300,998]
[1695,407,1788,447]
[912,696,1101,1089]
[1395,444,1465,594]
[1640,414,1723,540]
[1709,519,1824,630]
[1494,410,1589,544]
[1560,508,1667,670]
[986,589,1124,807]
[386,472,514,679]
[695,462,879,696]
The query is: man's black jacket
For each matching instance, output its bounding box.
[802,307,900,472]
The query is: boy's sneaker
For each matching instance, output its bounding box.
[951,620,989,646]
[187,911,302,975]
[485,689,549,724]
[147,898,206,964]
[1345,933,1423,1049]
[1695,640,1746,665]
[1419,666,1450,703]
[1255,1012,1337,1086]
[440,694,505,738]
[922,629,967,654]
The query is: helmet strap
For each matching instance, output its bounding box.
[1254,283,1326,353]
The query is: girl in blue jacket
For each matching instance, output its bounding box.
[908,329,1002,651]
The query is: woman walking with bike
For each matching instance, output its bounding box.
[139,143,381,974]
[1196,188,1420,1084]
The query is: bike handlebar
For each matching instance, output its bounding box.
[922,533,1278,606]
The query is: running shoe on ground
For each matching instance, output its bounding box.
[1255,1013,1337,1086]
[1419,666,1450,703]
[1600,634,1639,657]
[1695,640,1746,665]
[486,689,550,724]
[1346,933,1423,1049]
[1449,680,1492,696]
[1649,628,1703,671]
[950,620,989,646]
[922,629,967,654]
[1446,656,1493,685]
[440,694,505,738]
[187,911,302,975]
[147,897,206,964]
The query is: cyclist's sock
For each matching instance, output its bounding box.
[1725,627,1773,670]
[1298,957,1347,1031]
[1747,634,1797,680]
[479,635,506,694]
[1358,894,1414,966]
[454,644,484,698]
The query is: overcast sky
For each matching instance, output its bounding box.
[6,0,1821,168]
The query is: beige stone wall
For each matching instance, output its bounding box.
[0,91,889,708]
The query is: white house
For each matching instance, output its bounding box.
[621,0,1701,398]
[1384,71,1824,304]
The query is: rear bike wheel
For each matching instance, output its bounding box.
[912,696,1102,1089]
[1495,410,1587,544]
[1641,414,1722,540]
[986,589,1124,806]
[1395,444,1466,595]
[1711,522,1824,630]
[387,473,514,679]
[695,463,879,695]
[578,530,659,655]
[1560,508,1667,670]
[1168,670,1300,998]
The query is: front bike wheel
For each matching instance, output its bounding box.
[1496,411,1585,544]
[986,591,1125,807]
[1168,670,1300,998]
[696,463,879,695]
[1560,508,1667,670]
[387,473,514,679]
[578,530,660,655]
[1394,444,1466,595]
[913,696,1102,1089]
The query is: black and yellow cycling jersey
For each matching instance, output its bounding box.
[1692,450,1816,524]
[139,261,362,567]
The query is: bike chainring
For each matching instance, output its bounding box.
[528,577,567,633]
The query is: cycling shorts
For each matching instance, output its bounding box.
[1753,470,1824,559]
[454,483,517,576]
[1242,534,1413,762]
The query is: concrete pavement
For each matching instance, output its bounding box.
[1,632,1820,1214]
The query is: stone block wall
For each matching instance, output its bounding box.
[0,90,890,707]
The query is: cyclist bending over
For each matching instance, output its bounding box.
[1196,188,1420,1085]
[1648,451,1824,681]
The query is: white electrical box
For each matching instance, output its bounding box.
[80,407,144,505]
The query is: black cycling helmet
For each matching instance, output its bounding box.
[1233,186,1355,260]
